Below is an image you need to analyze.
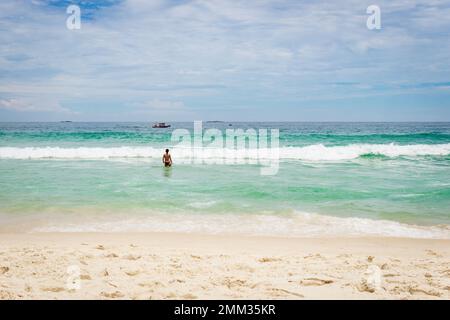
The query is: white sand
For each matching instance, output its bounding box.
[0,233,449,299]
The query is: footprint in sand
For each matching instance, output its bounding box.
[234,264,255,272]
[408,286,441,297]
[426,250,443,257]
[380,263,389,270]
[0,290,16,299]
[182,293,197,299]
[165,292,178,299]
[223,278,247,289]
[106,253,119,258]
[169,279,186,284]
[383,273,400,278]
[123,254,141,261]
[440,269,450,276]
[95,245,105,250]
[125,270,140,276]
[300,278,334,286]
[80,274,92,280]
[357,281,376,293]
[258,257,281,263]
[100,291,124,298]
[0,266,9,274]
[41,287,65,293]
[269,288,304,298]
[138,281,165,288]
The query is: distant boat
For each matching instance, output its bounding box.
[152,122,171,128]
[60,121,72,123]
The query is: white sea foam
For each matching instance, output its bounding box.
[1,143,450,161]
[188,200,218,209]
[28,211,450,239]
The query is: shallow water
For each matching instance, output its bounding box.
[0,122,449,238]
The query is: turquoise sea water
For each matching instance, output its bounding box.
[0,122,449,238]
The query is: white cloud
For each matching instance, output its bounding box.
[135,99,185,110]
[129,98,194,119]
[0,98,74,113]
[0,0,449,120]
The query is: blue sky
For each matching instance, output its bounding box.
[0,0,450,121]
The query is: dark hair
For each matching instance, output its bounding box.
[165,149,169,153]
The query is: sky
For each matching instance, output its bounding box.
[0,0,450,121]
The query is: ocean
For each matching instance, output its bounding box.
[0,122,449,238]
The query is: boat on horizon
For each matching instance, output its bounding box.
[152,122,171,128]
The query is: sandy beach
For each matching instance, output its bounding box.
[0,232,449,300]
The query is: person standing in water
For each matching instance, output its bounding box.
[162,149,172,167]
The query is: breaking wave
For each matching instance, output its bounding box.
[0,143,450,161]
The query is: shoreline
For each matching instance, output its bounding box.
[1,232,449,299]
[2,210,449,239]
